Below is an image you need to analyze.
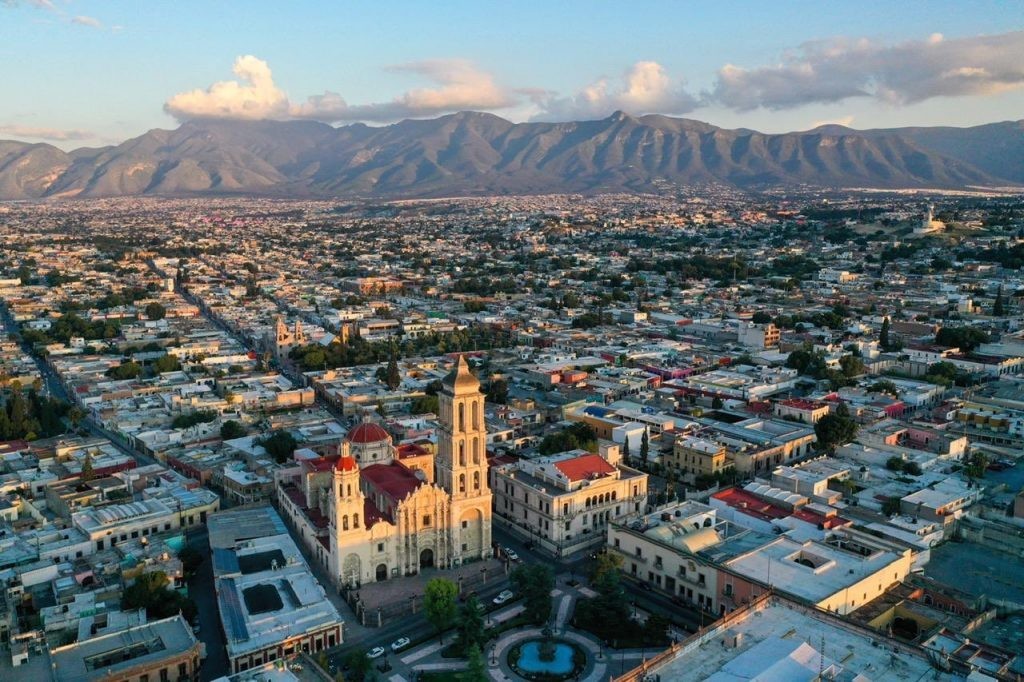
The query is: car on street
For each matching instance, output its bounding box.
[391,637,410,651]
[504,547,519,561]
[493,589,514,605]
[368,646,386,659]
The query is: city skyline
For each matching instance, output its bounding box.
[2,1,1023,148]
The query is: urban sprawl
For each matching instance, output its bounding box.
[1,191,1023,682]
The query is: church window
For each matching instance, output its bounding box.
[472,437,479,464]
[458,403,465,431]
[422,515,431,526]
[353,513,360,528]
[347,484,352,497]
[472,401,479,429]
[459,474,466,493]
[473,472,480,490]
[459,441,465,467]
[462,520,468,529]
[342,516,349,530]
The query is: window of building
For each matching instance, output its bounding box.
[462,543,468,552]
[377,543,384,552]
[423,515,431,527]
[635,547,642,557]
[462,520,468,529]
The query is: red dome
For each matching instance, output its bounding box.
[336,455,358,472]
[346,422,390,444]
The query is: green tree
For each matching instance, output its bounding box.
[122,571,196,622]
[711,395,724,409]
[144,302,167,320]
[384,350,401,391]
[993,285,1005,317]
[465,644,488,681]
[423,577,459,642]
[885,456,904,471]
[879,316,891,350]
[80,452,95,481]
[220,420,246,440]
[639,428,650,463]
[486,378,508,404]
[455,594,487,654]
[867,380,899,397]
[936,326,989,351]
[589,551,623,583]
[343,650,372,681]
[965,451,988,479]
[105,361,142,380]
[153,354,182,373]
[575,563,630,641]
[814,403,858,452]
[261,430,297,463]
[510,563,554,624]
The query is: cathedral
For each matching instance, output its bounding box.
[276,356,493,587]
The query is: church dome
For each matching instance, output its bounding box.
[346,422,391,445]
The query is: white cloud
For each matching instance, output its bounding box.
[532,61,699,120]
[71,15,101,28]
[164,55,291,121]
[168,56,519,123]
[0,124,94,141]
[710,30,1024,110]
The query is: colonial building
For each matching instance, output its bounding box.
[268,315,306,363]
[490,442,649,558]
[277,355,493,587]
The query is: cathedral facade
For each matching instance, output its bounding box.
[276,356,493,587]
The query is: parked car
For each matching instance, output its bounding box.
[493,589,514,605]
[504,547,519,561]
[368,646,386,659]
[391,637,410,651]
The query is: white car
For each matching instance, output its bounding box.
[391,637,410,651]
[368,646,386,659]
[493,589,514,605]
[504,548,519,561]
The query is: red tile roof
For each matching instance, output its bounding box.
[711,487,789,521]
[362,463,423,503]
[335,455,358,472]
[553,453,615,482]
[347,422,391,444]
[396,443,429,459]
[364,498,388,528]
[306,457,338,472]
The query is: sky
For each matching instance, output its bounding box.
[1,1,1023,148]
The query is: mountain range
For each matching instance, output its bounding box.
[1,112,1022,200]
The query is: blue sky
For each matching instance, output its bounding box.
[1,1,1023,147]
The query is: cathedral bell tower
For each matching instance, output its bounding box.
[331,444,364,586]
[436,355,492,562]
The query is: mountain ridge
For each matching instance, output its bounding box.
[1,112,1021,200]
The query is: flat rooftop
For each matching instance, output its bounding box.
[50,615,197,682]
[208,506,343,659]
[639,596,938,682]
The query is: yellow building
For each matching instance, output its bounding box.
[671,436,730,478]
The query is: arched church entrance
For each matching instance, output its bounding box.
[420,548,434,569]
[375,563,388,582]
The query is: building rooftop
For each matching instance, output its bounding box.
[50,614,198,682]
[207,506,343,660]
[632,595,939,682]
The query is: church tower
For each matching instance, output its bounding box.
[331,445,365,587]
[437,355,492,562]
